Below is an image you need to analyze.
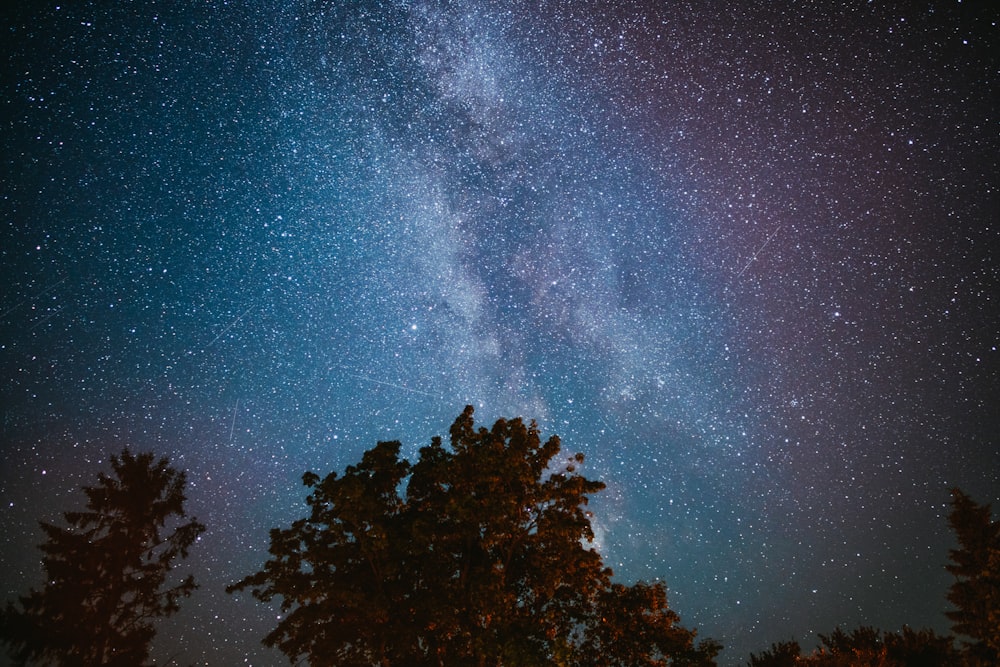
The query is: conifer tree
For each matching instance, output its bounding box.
[946,488,1000,665]
[0,450,205,667]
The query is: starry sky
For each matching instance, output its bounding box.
[2,1,997,665]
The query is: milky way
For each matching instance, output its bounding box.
[2,2,997,664]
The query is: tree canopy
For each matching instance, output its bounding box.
[230,405,719,666]
[0,450,205,667]
[746,626,960,666]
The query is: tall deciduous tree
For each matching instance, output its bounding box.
[0,450,206,667]
[946,488,1000,665]
[230,405,718,666]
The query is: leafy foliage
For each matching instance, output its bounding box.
[231,405,717,666]
[578,581,720,667]
[0,450,205,667]
[746,626,958,666]
[747,640,802,667]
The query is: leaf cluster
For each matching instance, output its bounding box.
[230,406,717,666]
[747,626,960,666]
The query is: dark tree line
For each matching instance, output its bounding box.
[0,408,997,667]
[747,489,1000,667]
[746,627,959,667]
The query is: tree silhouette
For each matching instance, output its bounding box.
[946,488,1000,665]
[0,450,205,667]
[881,627,961,667]
[746,640,801,667]
[578,581,719,667]
[230,405,718,666]
[744,486,1000,666]
[746,627,958,666]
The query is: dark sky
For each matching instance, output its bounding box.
[2,1,997,665]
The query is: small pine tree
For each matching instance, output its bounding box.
[0,450,205,666]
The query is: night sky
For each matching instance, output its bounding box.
[2,2,997,665]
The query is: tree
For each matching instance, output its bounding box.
[746,640,801,667]
[812,626,887,666]
[745,627,958,667]
[882,627,960,667]
[578,581,721,667]
[946,488,1000,665]
[230,405,717,666]
[0,450,206,667]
